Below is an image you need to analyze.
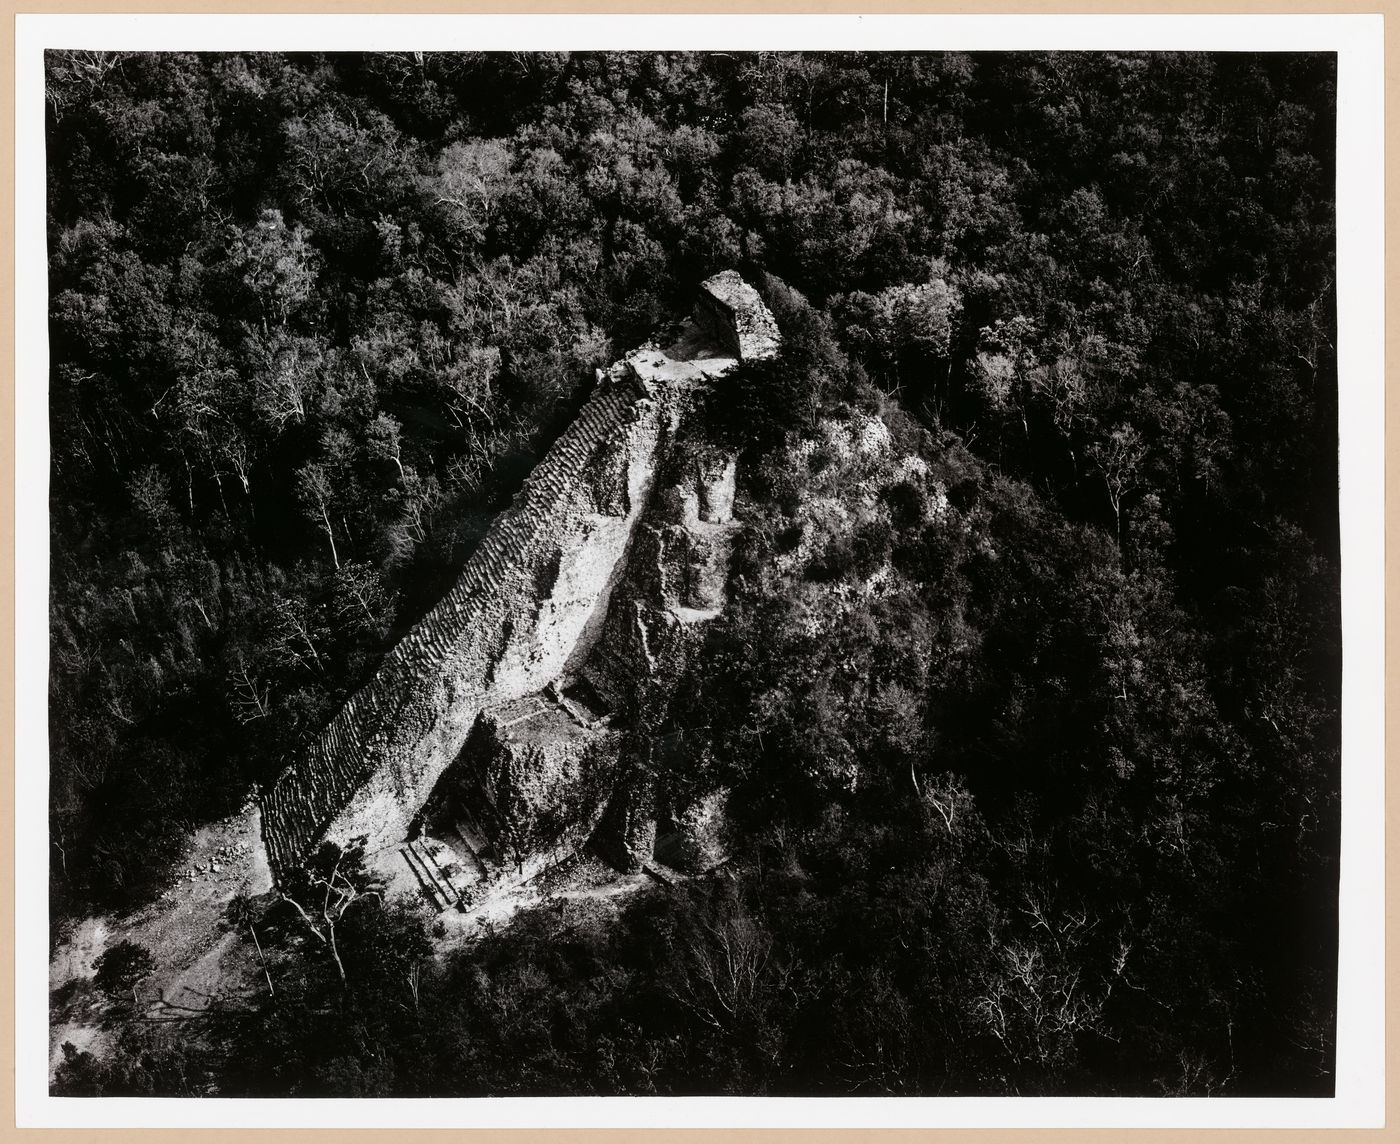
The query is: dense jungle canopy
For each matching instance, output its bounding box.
[47,49,1338,1097]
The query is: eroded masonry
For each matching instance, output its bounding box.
[260,271,779,907]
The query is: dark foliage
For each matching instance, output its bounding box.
[92,940,155,1001]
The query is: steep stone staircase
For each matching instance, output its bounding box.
[258,267,778,885]
[261,373,656,878]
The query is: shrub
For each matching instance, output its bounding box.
[93,940,155,1002]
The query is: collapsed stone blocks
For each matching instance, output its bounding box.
[694,270,781,363]
[655,788,732,874]
[694,452,738,524]
[591,770,659,875]
[411,693,620,905]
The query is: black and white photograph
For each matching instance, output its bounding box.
[19,14,1385,1127]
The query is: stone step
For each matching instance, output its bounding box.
[642,860,683,887]
[261,372,661,880]
[419,837,472,899]
[408,841,454,907]
[400,844,451,910]
[451,825,492,882]
[453,812,497,876]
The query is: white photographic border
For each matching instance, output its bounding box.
[14,12,1386,1129]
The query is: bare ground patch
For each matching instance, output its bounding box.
[48,805,272,1083]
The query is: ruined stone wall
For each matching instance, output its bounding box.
[261,371,673,874]
[261,272,778,881]
[656,787,732,873]
[573,433,735,705]
[452,704,619,871]
[565,430,744,874]
[694,270,781,362]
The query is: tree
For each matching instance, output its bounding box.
[737,103,803,179]
[429,139,515,248]
[332,561,393,638]
[365,412,406,481]
[127,465,177,530]
[250,332,324,429]
[296,462,340,568]
[227,209,318,331]
[228,654,271,723]
[280,106,414,217]
[1088,423,1146,547]
[276,842,381,985]
[226,893,275,997]
[921,771,975,835]
[666,906,776,1036]
[837,276,962,385]
[94,939,155,1007]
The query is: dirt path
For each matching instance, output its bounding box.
[420,850,663,949]
[49,805,675,1085]
[48,805,272,1083]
